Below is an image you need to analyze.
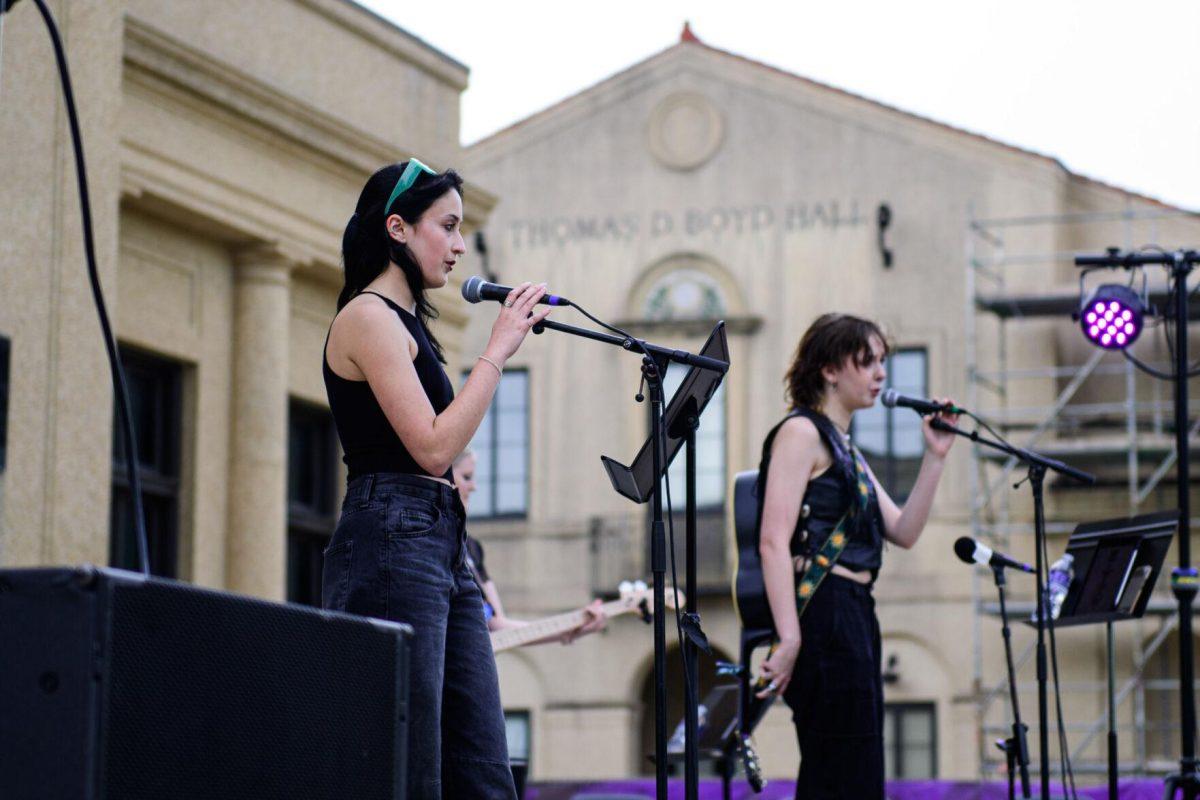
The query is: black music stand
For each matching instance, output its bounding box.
[602,321,728,800]
[601,322,728,503]
[660,684,743,800]
[1045,511,1176,800]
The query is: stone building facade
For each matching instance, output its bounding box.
[461,27,1200,780]
[0,1,491,600]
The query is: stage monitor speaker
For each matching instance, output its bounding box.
[0,566,411,800]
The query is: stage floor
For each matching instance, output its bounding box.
[526,778,1174,799]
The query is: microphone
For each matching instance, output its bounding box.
[881,389,963,416]
[954,536,1034,574]
[461,275,571,307]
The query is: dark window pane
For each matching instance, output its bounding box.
[287,528,328,607]
[286,400,337,606]
[109,348,181,578]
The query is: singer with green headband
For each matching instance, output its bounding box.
[322,159,552,799]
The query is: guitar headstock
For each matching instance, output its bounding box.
[615,580,686,612]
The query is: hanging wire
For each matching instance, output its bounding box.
[0,4,7,101]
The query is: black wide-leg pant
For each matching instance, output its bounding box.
[783,575,885,800]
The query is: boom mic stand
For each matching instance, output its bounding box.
[931,418,1094,799]
[1074,249,1200,800]
[530,317,727,800]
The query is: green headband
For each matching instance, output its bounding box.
[384,157,437,214]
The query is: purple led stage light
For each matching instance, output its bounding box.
[1080,284,1144,350]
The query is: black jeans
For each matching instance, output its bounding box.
[322,473,516,800]
[783,575,885,800]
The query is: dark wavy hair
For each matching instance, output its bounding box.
[337,161,464,362]
[785,313,889,410]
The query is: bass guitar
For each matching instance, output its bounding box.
[490,580,683,653]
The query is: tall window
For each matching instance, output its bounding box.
[0,336,9,471]
[662,366,726,509]
[287,400,338,606]
[464,369,528,519]
[110,348,182,578]
[854,348,927,501]
[884,702,937,779]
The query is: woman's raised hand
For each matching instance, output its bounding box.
[484,282,553,363]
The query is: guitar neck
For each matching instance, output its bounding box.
[490,597,636,653]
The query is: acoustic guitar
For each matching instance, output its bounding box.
[490,580,683,653]
[731,469,774,632]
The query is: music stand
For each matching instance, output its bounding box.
[602,321,728,800]
[1043,510,1177,800]
[600,322,729,503]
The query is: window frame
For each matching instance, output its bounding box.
[463,367,530,520]
[660,366,727,513]
[883,701,938,780]
[109,347,183,578]
[853,346,928,502]
[286,398,339,607]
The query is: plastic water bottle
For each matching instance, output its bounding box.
[1046,553,1075,621]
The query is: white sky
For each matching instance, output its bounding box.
[357,0,1200,213]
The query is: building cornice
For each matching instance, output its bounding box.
[297,0,469,89]
[124,17,413,175]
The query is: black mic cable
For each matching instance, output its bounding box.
[13,0,150,576]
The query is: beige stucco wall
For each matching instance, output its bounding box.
[463,40,1200,780]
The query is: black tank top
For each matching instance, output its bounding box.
[323,291,455,481]
[757,407,885,574]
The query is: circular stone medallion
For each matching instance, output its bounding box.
[646,91,724,171]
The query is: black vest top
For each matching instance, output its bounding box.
[323,291,455,481]
[757,407,885,574]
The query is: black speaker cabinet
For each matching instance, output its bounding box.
[0,566,411,799]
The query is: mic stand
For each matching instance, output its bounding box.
[531,317,727,800]
[992,563,1032,799]
[1075,248,1200,800]
[667,399,702,800]
[931,418,1094,800]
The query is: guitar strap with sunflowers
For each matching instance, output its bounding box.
[795,439,872,615]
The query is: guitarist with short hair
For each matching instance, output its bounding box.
[452,449,606,645]
[755,314,957,799]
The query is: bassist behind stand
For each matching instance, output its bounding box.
[756,314,957,799]
[452,449,606,644]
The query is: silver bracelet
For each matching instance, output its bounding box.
[477,355,503,377]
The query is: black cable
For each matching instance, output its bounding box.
[28,0,150,576]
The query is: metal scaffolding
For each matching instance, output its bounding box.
[964,202,1200,779]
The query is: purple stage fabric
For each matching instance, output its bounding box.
[526,779,1172,800]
